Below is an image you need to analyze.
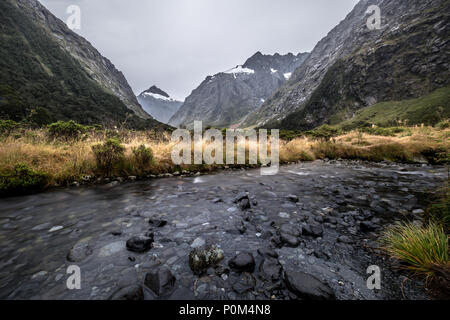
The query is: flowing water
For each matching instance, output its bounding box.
[0,160,446,300]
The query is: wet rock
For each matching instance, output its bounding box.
[359,221,377,232]
[232,273,256,294]
[148,219,167,228]
[109,285,143,300]
[189,245,224,275]
[126,235,153,253]
[238,198,251,211]
[284,270,335,300]
[67,240,93,262]
[214,265,230,276]
[287,195,299,203]
[233,192,249,203]
[337,235,354,244]
[98,241,125,257]
[279,212,290,219]
[190,237,206,248]
[259,258,282,282]
[280,233,300,247]
[280,224,301,237]
[228,252,255,273]
[257,247,278,259]
[302,224,323,237]
[144,267,176,297]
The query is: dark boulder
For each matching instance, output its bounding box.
[284,270,335,300]
[144,267,176,297]
[228,252,255,273]
[126,235,153,253]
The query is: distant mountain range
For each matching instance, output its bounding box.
[245,0,450,130]
[137,86,183,124]
[0,0,166,129]
[169,52,308,128]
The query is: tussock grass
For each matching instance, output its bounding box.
[381,222,449,281]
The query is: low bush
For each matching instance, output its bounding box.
[132,145,154,171]
[0,163,49,196]
[305,125,341,141]
[0,119,19,136]
[48,120,87,141]
[91,138,125,176]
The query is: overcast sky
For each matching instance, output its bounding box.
[40,0,359,101]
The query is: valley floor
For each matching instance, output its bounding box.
[0,161,447,300]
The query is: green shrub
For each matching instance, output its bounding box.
[0,119,19,136]
[0,163,49,196]
[306,125,341,141]
[132,145,154,171]
[435,120,449,130]
[360,126,408,137]
[381,222,449,280]
[48,120,87,140]
[92,139,125,176]
[29,107,52,126]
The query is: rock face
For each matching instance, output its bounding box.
[0,0,165,129]
[169,52,308,128]
[284,270,335,300]
[245,0,450,129]
[137,86,183,124]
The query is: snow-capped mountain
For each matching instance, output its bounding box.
[168,52,309,128]
[137,86,183,124]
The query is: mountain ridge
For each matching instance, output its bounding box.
[245,0,450,130]
[137,85,183,124]
[169,52,308,128]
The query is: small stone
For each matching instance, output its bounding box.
[126,235,153,253]
[302,224,323,237]
[67,240,93,262]
[49,226,63,233]
[228,252,255,273]
[191,237,206,248]
[337,235,353,244]
[148,219,167,228]
[259,258,282,282]
[279,212,290,219]
[287,195,299,203]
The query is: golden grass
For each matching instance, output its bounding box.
[280,127,449,163]
[0,126,448,188]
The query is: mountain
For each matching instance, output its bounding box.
[0,0,164,129]
[137,86,183,124]
[245,0,450,130]
[169,52,308,128]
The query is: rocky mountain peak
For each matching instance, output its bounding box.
[168,51,309,128]
[143,86,170,98]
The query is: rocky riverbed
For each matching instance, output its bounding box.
[0,160,447,300]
